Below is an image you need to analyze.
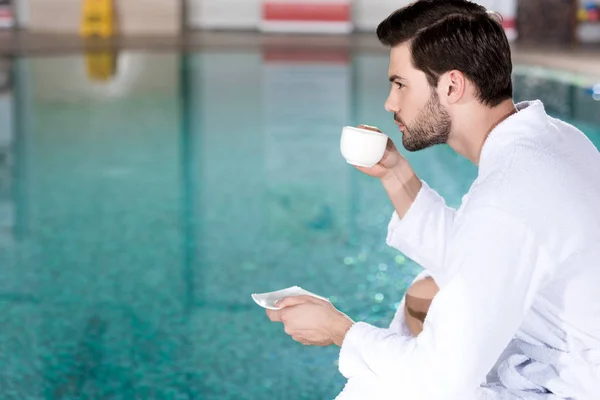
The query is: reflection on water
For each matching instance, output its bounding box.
[0,50,598,399]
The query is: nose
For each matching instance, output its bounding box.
[384,92,398,114]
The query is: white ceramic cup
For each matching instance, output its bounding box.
[340,126,389,167]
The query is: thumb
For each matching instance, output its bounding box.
[276,295,318,308]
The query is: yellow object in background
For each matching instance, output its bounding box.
[80,0,115,38]
[85,51,117,81]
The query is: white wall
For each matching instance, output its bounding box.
[188,0,260,30]
[186,0,515,31]
[19,0,518,33]
[16,0,30,28]
[27,0,180,35]
[186,0,410,30]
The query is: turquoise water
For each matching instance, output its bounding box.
[1,52,598,399]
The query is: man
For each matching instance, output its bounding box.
[265,1,600,399]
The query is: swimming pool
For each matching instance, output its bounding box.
[0,50,598,399]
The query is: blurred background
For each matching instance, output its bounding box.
[0,0,598,399]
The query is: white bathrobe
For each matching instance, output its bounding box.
[335,101,600,400]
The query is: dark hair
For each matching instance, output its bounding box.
[377,0,513,107]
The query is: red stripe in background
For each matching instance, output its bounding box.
[263,3,350,22]
[502,18,516,29]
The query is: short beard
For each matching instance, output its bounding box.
[397,90,452,152]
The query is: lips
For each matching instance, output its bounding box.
[395,121,406,132]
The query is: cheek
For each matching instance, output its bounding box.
[415,87,433,108]
[399,92,418,119]
[405,90,430,119]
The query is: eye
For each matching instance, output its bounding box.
[395,82,404,89]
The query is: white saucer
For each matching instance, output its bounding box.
[251,286,327,310]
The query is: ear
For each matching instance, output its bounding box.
[438,70,465,105]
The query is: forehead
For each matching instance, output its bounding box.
[389,43,415,76]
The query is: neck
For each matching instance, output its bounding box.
[447,99,517,165]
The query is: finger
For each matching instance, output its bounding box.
[386,138,394,150]
[266,309,282,322]
[277,295,320,308]
[379,146,393,163]
[292,336,311,346]
[380,139,403,163]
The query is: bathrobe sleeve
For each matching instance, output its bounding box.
[337,206,553,400]
[386,180,457,274]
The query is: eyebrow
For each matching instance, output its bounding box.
[389,75,406,82]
